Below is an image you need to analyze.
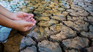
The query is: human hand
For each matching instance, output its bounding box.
[14,20,33,31]
[12,11,36,25]
[12,11,33,20]
[12,12,36,31]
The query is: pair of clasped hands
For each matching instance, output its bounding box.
[12,12,36,31]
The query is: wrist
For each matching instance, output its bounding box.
[12,20,18,29]
[9,12,15,19]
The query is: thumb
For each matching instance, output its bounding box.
[24,22,33,27]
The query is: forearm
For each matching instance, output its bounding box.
[0,14,15,28]
[0,5,14,19]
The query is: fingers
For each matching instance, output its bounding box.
[14,12,35,31]
[26,16,31,21]
[23,12,34,18]
[23,13,28,17]
[25,22,33,31]
[28,14,34,18]
[24,22,33,27]
[30,18,36,23]
[17,11,34,20]
[18,11,28,17]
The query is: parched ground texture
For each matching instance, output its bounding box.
[0,0,93,52]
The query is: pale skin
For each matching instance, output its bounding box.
[0,5,34,31]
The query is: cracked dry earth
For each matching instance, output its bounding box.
[0,0,93,52]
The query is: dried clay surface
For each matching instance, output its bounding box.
[0,0,93,52]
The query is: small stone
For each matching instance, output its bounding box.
[62,37,89,49]
[38,40,62,52]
